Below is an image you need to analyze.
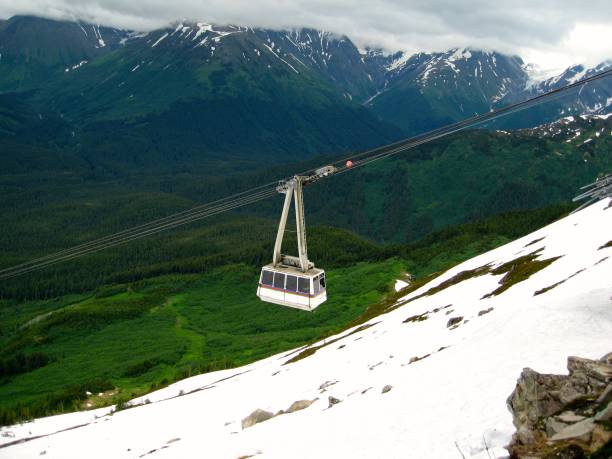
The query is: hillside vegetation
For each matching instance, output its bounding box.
[0,203,573,425]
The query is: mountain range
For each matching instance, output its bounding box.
[0,15,611,444]
[1,14,610,175]
[0,14,611,252]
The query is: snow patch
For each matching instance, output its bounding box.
[151,33,169,48]
[263,44,299,74]
[448,48,472,62]
[386,53,410,72]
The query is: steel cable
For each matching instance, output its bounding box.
[2,68,610,280]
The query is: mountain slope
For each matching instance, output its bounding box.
[2,198,610,459]
[1,18,402,173]
[367,48,528,133]
[0,16,128,91]
[496,61,612,128]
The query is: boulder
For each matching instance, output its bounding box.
[550,418,595,443]
[599,352,612,365]
[566,356,611,391]
[507,367,567,430]
[241,409,275,429]
[555,411,586,423]
[594,403,612,422]
[507,354,612,458]
[545,418,569,437]
[328,396,341,407]
[381,385,393,394]
[515,425,537,446]
[286,399,315,413]
[596,382,612,405]
[446,316,463,328]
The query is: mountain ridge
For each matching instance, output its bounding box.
[1,14,610,142]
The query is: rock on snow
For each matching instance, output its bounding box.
[1,199,611,459]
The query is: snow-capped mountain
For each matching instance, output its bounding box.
[122,22,386,103]
[378,48,527,103]
[522,113,611,142]
[1,15,610,147]
[2,197,610,459]
[495,61,612,128]
[365,48,529,132]
[530,61,612,113]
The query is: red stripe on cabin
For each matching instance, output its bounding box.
[258,284,325,298]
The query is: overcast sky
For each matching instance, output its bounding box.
[1,0,611,72]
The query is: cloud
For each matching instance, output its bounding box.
[1,0,611,69]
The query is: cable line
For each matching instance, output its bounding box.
[1,68,610,281]
[0,188,278,280]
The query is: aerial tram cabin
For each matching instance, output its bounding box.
[257,167,336,311]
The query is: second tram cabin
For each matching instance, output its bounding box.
[257,264,326,311]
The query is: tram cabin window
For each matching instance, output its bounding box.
[286,275,298,292]
[298,277,310,294]
[261,270,274,286]
[319,274,326,289]
[273,272,286,289]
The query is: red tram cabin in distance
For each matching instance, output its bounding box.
[257,167,336,311]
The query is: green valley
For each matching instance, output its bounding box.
[0,203,573,425]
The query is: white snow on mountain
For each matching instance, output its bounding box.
[1,199,611,458]
[385,52,410,72]
[522,62,565,89]
[523,113,611,141]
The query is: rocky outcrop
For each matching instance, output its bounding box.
[242,398,318,429]
[241,409,275,429]
[286,399,315,413]
[507,353,612,458]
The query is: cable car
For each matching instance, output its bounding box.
[257,265,326,310]
[257,171,334,311]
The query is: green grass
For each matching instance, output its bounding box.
[0,203,577,425]
[0,258,406,425]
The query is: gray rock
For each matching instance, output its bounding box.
[286,399,315,413]
[381,385,393,394]
[556,411,586,423]
[546,418,570,437]
[241,409,275,429]
[328,396,341,407]
[550,418,595,443]
[588,363,612,383]
[507,367,567,429]
[594,403,612,422]
[567,356,592,375]
[599,352,612,364]
[596,382,612,405]
[516,426,536,445]
[478,307,494,316]
[508,354,612,459]
[446,316,463,328]
[567,356,612,385]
